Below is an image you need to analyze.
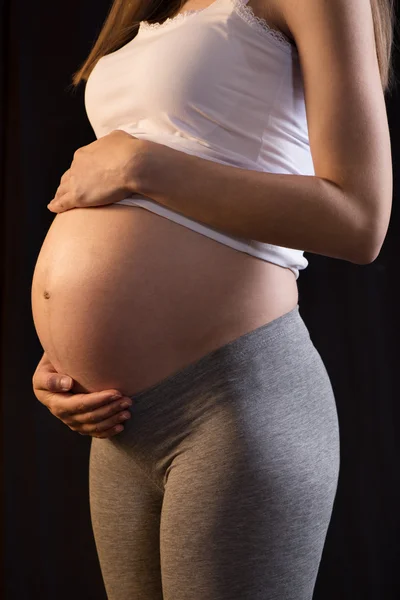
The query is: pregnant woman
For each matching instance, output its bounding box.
[31,0,394,598]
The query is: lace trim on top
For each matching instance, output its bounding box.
[140,9,201,31]
[139,0,294,51]
[232,0,292,49]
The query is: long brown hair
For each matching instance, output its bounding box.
[69,0,399,95]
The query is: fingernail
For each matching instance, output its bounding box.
[120,400,132,408]
[119,412,131,421]
[60,377,71,390]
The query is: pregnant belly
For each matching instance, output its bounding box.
[31,204,298,397]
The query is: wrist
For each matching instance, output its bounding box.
[122,139,154,196]
[125,138,174,198]
[128,140,190,199]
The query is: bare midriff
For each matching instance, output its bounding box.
[31,205,298,396]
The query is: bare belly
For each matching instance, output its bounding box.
[31,204,298,397]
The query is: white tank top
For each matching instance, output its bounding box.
[84,0,312,280]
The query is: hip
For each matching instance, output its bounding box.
[94,304,340,499]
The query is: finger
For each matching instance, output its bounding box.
[78,423,126,439]
[47,194,72,213]
[51,390,130,421]
[33,371,73,394]
[70,396,133,425]
[59,169,71,184]
[71,406,132,437]
[54,180,69,197]
[50,177,70,205]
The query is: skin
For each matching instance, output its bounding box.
[30,0,293,440]
[32,0,291,439]
[32,352,133,438]
[33,0,391,436]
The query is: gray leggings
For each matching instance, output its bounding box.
[89,304,340,600]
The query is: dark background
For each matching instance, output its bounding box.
[1,0,400,598]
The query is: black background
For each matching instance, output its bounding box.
[1,1,400,598]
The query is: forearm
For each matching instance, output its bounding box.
[132,143,374,264]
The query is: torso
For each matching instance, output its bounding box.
[31,0,299,398]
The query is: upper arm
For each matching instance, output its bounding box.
[278,0,393,256]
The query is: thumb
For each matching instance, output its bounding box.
[51,375,73,392]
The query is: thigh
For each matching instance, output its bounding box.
[89,437,164,600]
[159,349,340,600]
